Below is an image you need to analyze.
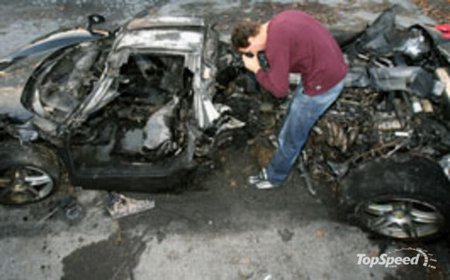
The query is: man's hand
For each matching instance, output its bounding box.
[242,54,261,74]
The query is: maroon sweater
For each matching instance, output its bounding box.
[256,10,348,98]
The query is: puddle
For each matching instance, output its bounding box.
[62,233,147,280]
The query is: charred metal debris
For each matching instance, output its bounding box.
[301,8,450,186]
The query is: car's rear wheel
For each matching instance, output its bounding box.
[0,142,60,205]
[339,156,450,240]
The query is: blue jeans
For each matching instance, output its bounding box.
[266,79,345,184]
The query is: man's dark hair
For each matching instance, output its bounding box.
[231,21,260,51]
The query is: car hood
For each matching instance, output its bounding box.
[0,27,108,123]
[0,28,106,71]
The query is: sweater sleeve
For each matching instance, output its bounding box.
[255,35,290,99]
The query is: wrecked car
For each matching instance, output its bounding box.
[0,12,252,205]
[0,8,449,241]
[302,8,450,240]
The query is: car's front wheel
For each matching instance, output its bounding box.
[0,142,60,205]
[339,156,450,240]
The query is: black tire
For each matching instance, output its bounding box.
[0,141,60,205]
[339,155,450,240]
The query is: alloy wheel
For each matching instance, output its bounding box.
[0,166,54,205]
[357,198,444,239]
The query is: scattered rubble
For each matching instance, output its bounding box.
[105,193,155,219]
[36,196,84,226]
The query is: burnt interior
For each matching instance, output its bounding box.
[69,53,193,168]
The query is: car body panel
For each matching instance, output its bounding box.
[0,28,106,71]
[0,26,108,138]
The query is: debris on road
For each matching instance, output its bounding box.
[36,195,83,226]
[106,193,155,219]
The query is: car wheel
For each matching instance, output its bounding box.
[339,156,450,240]
[0,142,60,205]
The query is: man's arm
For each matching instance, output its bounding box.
[255,39,290,98]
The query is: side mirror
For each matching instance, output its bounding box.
[87,14,106,34]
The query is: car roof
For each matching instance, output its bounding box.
[115,13,207,53]
[126,14,205,31]
[115,28,205,52]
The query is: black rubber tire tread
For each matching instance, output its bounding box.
[339,155,450,240]
[0,141,61,205]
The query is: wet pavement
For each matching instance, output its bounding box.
[0,1,450,280]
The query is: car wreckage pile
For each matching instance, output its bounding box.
[302,9,450,186]
[299,9,450,240]
[0,8,449,240]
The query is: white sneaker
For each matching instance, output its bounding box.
[248,169,279,190]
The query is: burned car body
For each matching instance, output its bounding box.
[0,8,449,241]
[0,13,246,204]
